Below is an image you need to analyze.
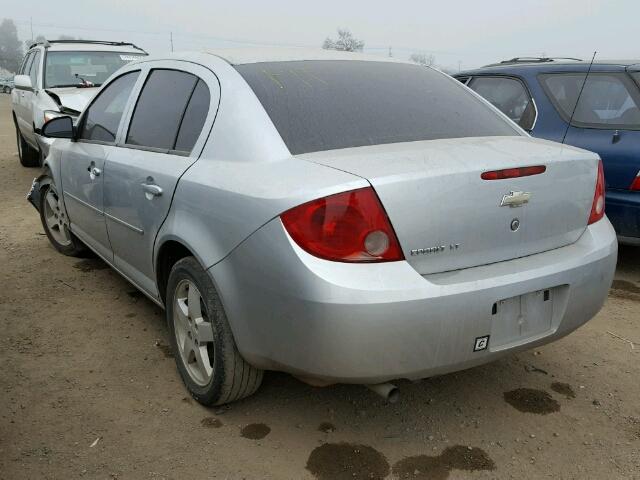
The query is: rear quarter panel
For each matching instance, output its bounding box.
[157,156,367,270]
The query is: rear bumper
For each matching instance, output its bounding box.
[606,188,640,243]
[209,218,617,384]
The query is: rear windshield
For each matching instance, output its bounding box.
[236,61,519,155]
[45,51,145,88]
[540,72,640,130]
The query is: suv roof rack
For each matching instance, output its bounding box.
[28,39,147,54]
[484,57,583,67]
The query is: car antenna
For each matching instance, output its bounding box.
[561,51,597,144]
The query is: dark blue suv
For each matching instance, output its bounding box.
[456,58,640,245]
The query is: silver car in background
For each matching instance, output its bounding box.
[12,39,147,167]
[29,49,617,405]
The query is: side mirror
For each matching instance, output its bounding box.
[13,74,32,90]
[42,116,75,139]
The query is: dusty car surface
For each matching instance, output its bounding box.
[12,39,147,167]
[29,48,617,405]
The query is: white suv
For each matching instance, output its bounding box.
[12,40,146,167]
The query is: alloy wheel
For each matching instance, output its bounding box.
[43,188,72,246]
[173,279,215,386]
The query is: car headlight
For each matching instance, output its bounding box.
[44,110,78,124]
[43,110,65,123]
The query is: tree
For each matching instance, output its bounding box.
[322,29,364,52]
[0,19,23,73]
[409,53,435,67]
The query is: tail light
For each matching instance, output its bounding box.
[281,187,404,262]
[630,171,640,191]
[588,159,605,225]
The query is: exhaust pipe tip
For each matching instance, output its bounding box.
[366,383,399,403]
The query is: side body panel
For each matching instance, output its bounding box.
[153,54,368,272]
[104,61,222,298]
[61,142,113,260]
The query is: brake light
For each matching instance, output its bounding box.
[630,171,640,191]
[281,187,404,262]
[481,165,546,180]
[588,159,605,225]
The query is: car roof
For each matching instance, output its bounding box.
[202,47,407,65]
[458,59,640,76]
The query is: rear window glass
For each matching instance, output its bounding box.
[540,73,640,130]
[236,61,518,155]
[468,76,536,130]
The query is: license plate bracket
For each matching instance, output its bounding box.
[490,288,555,350]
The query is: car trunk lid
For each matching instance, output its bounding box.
[298,136,598,274]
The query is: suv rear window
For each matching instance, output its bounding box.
[468,76,536,130]
[236,61,518,155]
[540,73,640,130]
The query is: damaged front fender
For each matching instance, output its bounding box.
[26,174,52,212]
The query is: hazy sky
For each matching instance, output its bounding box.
[5,0,639,70]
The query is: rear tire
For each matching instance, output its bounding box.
[39,180,86,256]
[166,256,263,406]
[16,126,40,167]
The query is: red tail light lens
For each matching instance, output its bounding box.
[630,171,640,191]
[481,165,546,180]
[281,187,404,262]
[588,159,605,225]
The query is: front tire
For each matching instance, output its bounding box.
[166,257,263,406]
[39,181,86,256]
[16,126,40,167]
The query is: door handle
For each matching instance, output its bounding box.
[87,166,101,180]
[142,183,163,197]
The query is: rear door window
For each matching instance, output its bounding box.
[80,71,140,143]
[540,73,640,129]
[126,69,206,153]
[468,76,536,130]
[174,79,210,152]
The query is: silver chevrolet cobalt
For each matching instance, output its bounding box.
[30,49,617,405]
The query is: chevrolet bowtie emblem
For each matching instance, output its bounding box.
[500,191,531,207]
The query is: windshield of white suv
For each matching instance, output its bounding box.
[44,51,145,88]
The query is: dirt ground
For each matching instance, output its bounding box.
[0,94,639,480]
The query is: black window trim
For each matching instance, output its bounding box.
[77,69,142,146]
[468,74,538,131]
[121,67,205,156]
[538,71,640,131]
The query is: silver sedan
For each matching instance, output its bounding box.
[29,49,617,405]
